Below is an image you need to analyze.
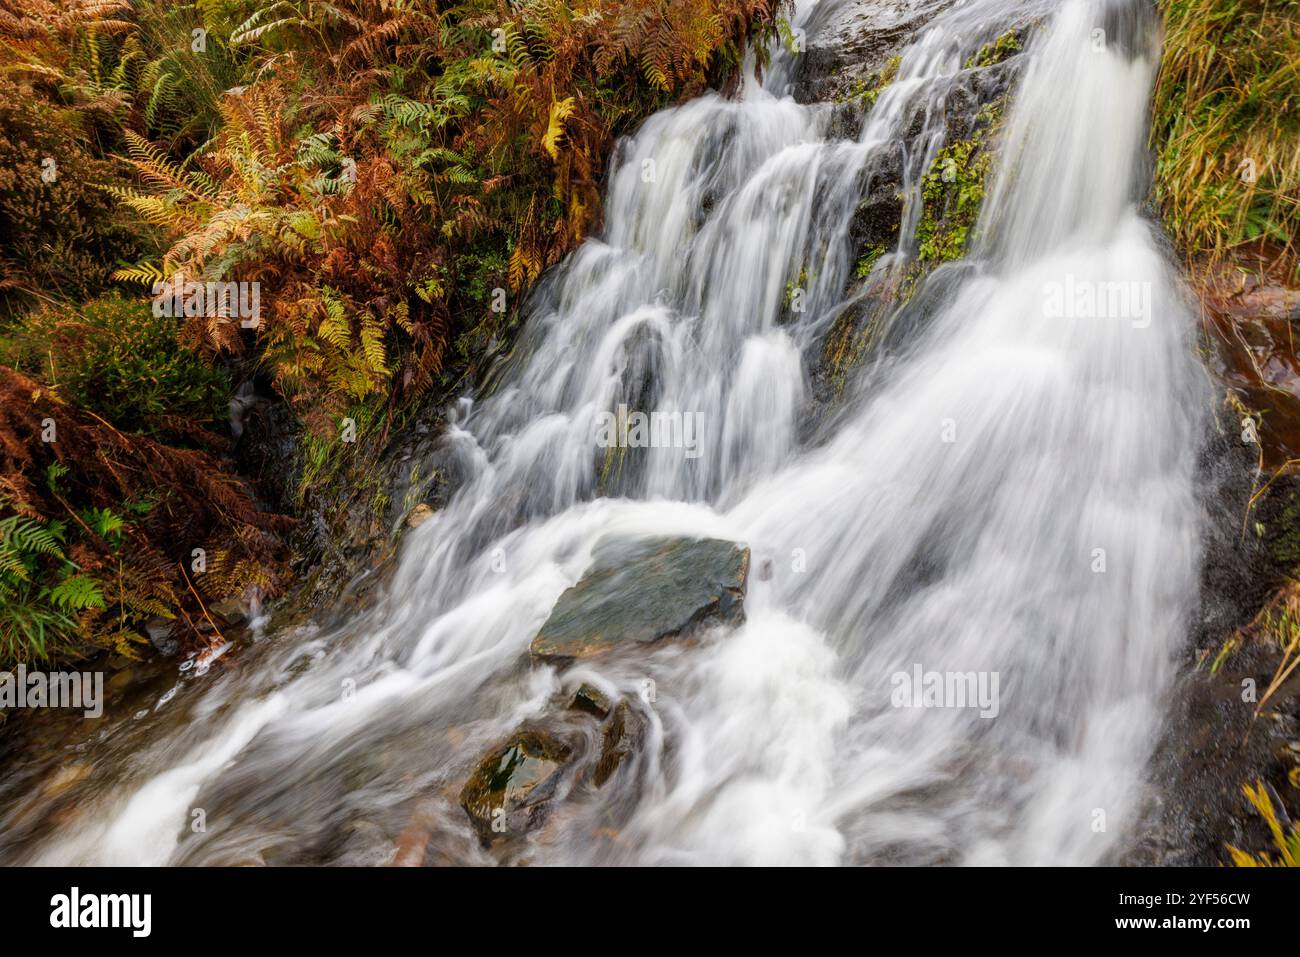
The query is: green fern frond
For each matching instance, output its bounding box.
[47,574,106,612]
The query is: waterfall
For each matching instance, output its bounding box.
[8,0,1204,867]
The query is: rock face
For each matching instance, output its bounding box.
[1126,401,1300,865]
[459,729,572,842]
[530,537,750,662]
[793,0,953,104]
[792,0,1029,428]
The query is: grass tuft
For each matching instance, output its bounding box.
[1152,0,1300,272]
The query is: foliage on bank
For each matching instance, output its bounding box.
[0,0,782,667]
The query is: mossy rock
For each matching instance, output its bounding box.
[915,98,1007,264]
[1265,484,1300,579]
[963,29,1022,70]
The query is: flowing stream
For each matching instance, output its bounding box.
[1,0,1205,866]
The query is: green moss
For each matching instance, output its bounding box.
[915,100,1005,264]
[454,247,509,306]
[784,265,814,311]
[822,307,882,395]
[964,29,1022,70]
[1267,486,1300,576]
[0,80,150,317]
[848,55,902,108]
[854,245,887,280]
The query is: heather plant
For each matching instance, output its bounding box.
[0,77,145,314]
[2,294,230,436]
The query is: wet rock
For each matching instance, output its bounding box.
[1127,639,1300,865]
[1144,249,1300,866]
[794,0,953,104]
[1130,398,1300,865]
[459,729,572,842]
[228,380,271,440]
[798,7,1027,431]
[1198,245,1300,468]
[852,167,905,254]
[43,762,90,798]
[405,503,434,529]
[234,396,301,512]
[336,819,394,867]
[207,595,247,624]
[530,537,750,662]
[144,617,180,657]
[390,800,437,867]
[570,684,612,720]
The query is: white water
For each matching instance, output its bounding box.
[8,0,1204,866]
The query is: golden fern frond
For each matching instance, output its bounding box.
[315,294,351,349]
[541,95,576,161]
[359,316,388,376]
[640,29,674,90]
[391,301,413,335]
[109,261,166,285]
[120,129,214,200]
[508,243,528,291]
[101,185,193,230]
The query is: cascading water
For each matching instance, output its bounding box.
[1,0,1204,866]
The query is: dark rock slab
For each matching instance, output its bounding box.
[530,537,750,662]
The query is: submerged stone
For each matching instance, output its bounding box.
[530,537,750,662]
[594,701,646,788]
[459,729,572,841]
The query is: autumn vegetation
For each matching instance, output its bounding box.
[0,0,783,667]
